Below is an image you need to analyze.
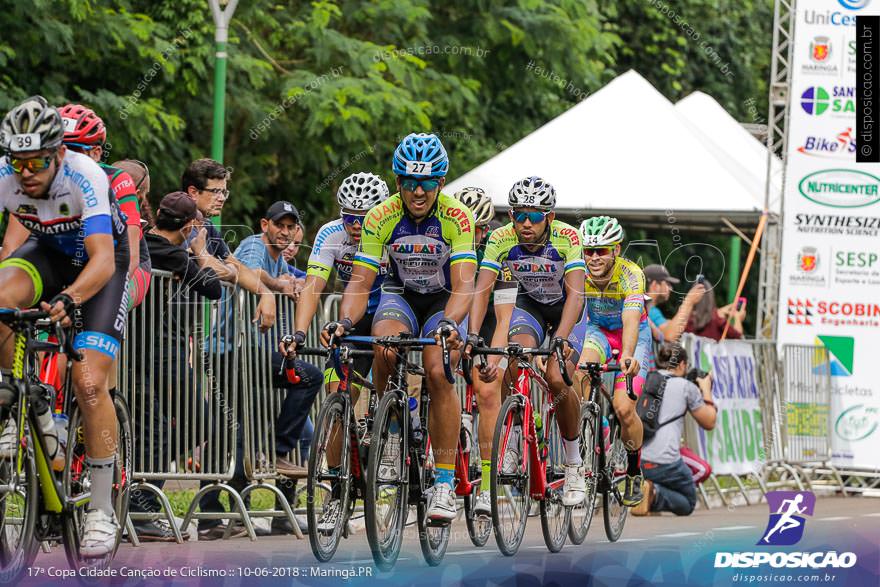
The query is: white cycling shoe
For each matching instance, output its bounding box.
[426,483,457,522]
[378,431,401,481]
[81,509,119,558]
[562,464,587,507]
[317,499,341,535]
[0,419,18,459]
[473,491,492,517]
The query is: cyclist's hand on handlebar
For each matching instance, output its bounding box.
[463,333,483,359]
[320,318,351,347]
[434,319,462,350]
[477,361,498,383]
[41,293,76,327]
[279,331,306,358]
[620,355,640,378]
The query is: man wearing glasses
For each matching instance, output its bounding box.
[323,133,477,522]
[0,96,130,556]
[576,215,652,508]
[466,176,588,507]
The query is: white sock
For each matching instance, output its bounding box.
[87,455,116,517]
[562,437,582,466]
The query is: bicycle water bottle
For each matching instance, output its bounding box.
[460,413,473,454]
[31,388,59,461]
[602,415,611,453]
[534,413,546,456]
[408,396,423,445]
[52,413,69,472]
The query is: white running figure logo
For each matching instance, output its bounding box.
[762,494,807,543]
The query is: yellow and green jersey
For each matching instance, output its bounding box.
[583,256,647,330]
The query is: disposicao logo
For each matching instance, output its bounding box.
[714,491,858,570]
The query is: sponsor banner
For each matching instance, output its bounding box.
[778,0,880,468]
[688,337,764,476]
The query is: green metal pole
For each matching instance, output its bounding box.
[728,234,742,303]
[211,39,228,163]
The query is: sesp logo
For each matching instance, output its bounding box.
[838,0,871,9]
[758,491,816,546]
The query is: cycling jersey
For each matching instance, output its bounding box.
[307,218,384,313]
[0,150,127,260]
[480,220,584,305]
[582,256,647,330]
[354,193,477,294]
[101,162,150,270]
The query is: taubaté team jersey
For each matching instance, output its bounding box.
[307,218,385,313]
[583,256,648,330]
[101,162,150,269]
[0,150,127,261]
[354,193,477,294]
[480,220,585,305]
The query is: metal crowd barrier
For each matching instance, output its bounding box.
[120,271,254,542]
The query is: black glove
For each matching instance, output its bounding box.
[466,332,483,351]
[435,318,457,337]
[49,292,76,314]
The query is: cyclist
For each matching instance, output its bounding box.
[0,96,128,556]
[575,215,651,507]
[283,171,389,533]
[466,176,587,507]
[453,187,515,517]
[322,133,477,522]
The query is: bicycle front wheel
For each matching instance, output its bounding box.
[602,412,629,542]
[307,393,352,563]
[62,393,132,574]
[539,407,570,553]
[569,402,599,545]
[416,433,450,566]
[364,391,408,571]
[490,395,530,556]
[0,417,38,585]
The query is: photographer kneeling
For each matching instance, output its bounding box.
[634,342,717,516]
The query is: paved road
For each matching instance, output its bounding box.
[18,497,879,586]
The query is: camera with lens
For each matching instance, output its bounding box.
[686,368,709,383]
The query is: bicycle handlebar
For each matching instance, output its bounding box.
[0,308,82,362]
[576,359,637,401]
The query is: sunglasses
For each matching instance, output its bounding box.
[9,155,54,174]
[65,142,97,153]
[400,177,440,192]
[202,186,229,197]
[584,246,613,257]
[512,211,548,224]
[341,212,366,226]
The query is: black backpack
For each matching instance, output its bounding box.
[636,371,686,442]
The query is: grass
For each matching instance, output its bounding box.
[161,486,306,518]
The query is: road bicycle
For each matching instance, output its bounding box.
[474,339,573,556]
[571,358,636,543]
[357,332,455,570]
[0,308,132,583]
[457,352,491,548]
[295,338,375,562]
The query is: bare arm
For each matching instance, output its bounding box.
[339,264,378,326]
[660,284,705,342]
[555,269,585,340]
[444,261,476,326]
[293,274,327,334]
[690,375,717,430]
[0,215,31,261]
[62,233,116,303]
[126,225,140,277]
[467,269,497,338]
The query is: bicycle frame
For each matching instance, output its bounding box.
[453,379,478,497]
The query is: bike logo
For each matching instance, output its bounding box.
[758,491,816,546]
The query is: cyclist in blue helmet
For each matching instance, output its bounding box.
[324,132,478,522]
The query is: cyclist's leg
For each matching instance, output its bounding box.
[370,288,416,394]
[543,302,584,441]
[0,240,54,367]
[505,294,544,385]
[473,306,504,491]
[610,326,650,452]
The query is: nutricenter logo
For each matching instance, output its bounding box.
[798,169,880,208]
[714,491,857,570]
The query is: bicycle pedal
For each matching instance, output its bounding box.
[426,518,451,528]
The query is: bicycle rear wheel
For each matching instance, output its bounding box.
[539,407,570,553]
[462,411,490,547]
[569,402,599,545]
[416,434,450,566]
[0,415,38,585]
[490,395,530,556]
[602,411,629,542]
[62,394,132,574]
[307,393,351,562]
[364,392,408,571]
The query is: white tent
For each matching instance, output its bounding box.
[446,70,773,226]
[674,91,782,214]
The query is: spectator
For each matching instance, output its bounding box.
[129,192,222,541]
[685,282,745,341]
[633,342,717,517]
[283,223,308,279]
[112,159,155,226]
[644,264,705,343]
[198,201,322,539]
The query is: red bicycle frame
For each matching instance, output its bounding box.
[454,378,478,497]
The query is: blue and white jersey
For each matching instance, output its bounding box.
[0,150,127,260]
[307,218,385,314]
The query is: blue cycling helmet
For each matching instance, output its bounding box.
[392,132,449,177]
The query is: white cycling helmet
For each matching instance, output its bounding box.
[1,95,64,154]
[453,187,494,226]
[579,216,624,247]
[508,176,556,211]
[336,172,390,212]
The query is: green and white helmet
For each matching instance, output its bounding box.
[579,216,624,247]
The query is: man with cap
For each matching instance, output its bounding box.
[644,264,705,344]
[129,192,224,541]
[198,200,323,539]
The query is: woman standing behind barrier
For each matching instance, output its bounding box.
[128,192,223,542]
[685,282,745,341]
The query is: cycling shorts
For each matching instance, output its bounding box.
[575,318,652,396]
[373,282,468,339]
[126,264,152,311]
[0,237,129,359]
[324,312,374,385]
[508,292,583,355]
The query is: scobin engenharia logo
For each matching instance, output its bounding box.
[714,491,857,569]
